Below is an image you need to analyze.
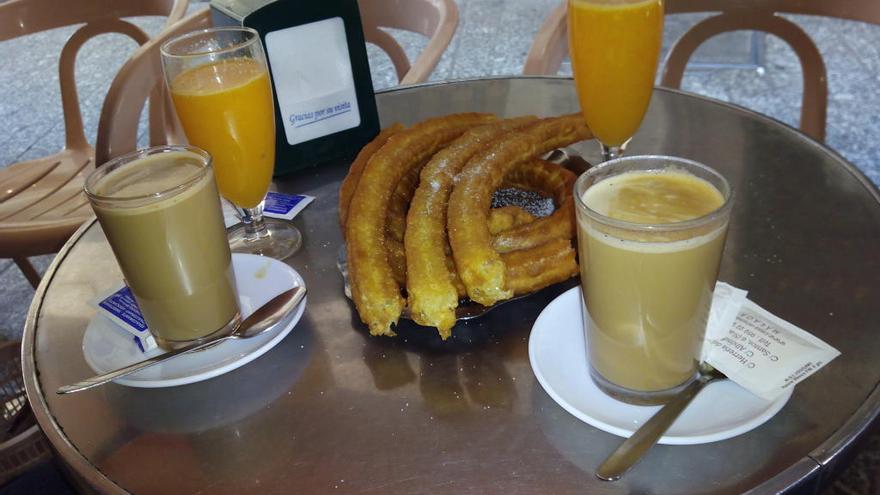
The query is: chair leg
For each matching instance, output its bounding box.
[13,258,41,289]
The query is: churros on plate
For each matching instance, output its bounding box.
[405,117,537,335]
[340,112,591,338]
[345,113,497,336]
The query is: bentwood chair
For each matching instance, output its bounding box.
[523,0,880,143]
[359,0,459,85]
[94,8,210,166]
[0,0,188,288]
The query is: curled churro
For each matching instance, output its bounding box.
[404,117,538,336]
[493,158,577,253]
[386,166,421,244]
[346,113,496,336]
[447,114,592,306]
[487,206,537,235]
[339,124,404,229]
[386,237,407,287]
[503,238,579,295]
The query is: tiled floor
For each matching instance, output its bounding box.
[2,1,879,493]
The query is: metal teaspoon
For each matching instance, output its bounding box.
[57,285,306,395]
[595,363,726,481]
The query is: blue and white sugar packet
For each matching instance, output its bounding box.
[91,286,157,353]
[263,191,314,220]
[222,192,314,228]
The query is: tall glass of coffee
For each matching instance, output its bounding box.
[574,155,733,405]
[85,145,240,350]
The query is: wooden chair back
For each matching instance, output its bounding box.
[0,0,187,287]
[523,0,880,142]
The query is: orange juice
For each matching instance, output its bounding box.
[171,58,275,208]
[568,0,664,146]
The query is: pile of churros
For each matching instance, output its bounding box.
[339,113,594,339]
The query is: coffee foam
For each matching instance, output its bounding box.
[579,168,727,252]
[582,169,724,224]
[578,216,727,254]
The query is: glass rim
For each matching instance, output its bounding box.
[573,154,734,233]
[84,145,212,205]
[160,26,261,60]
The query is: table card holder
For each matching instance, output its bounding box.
[211,0,381,176]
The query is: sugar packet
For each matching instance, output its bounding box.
[703,282,749,363]
[90,286,157,352]
[263,191,314,220]
[703,283,841,401]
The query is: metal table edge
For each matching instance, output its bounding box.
[21,216,128,495]
[810,381,880,466]
[745,458,822,495]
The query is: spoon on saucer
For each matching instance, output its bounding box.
[595,363,726,481]
[57,285,306,395]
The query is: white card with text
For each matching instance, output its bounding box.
[265,17,361,145]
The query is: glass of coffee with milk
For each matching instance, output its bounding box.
[85,145,240,350]
[574,155,733,405]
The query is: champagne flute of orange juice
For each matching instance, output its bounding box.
[161,27,301,260]
[568,0,664,161]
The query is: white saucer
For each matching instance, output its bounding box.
[83,253,307,388]
[528,287,792,445]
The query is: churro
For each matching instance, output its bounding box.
[487,206,537,235]
[339,124,404,229]
[387,166,421,244]
[447,114,592,306]
[503,238,578,295]
[404,117,537,335]
[493,158,577,253]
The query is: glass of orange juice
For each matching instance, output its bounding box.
[568,0,664,161]
[161,27,301,260]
